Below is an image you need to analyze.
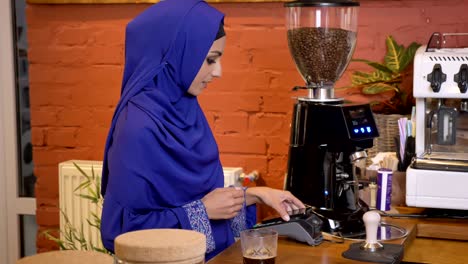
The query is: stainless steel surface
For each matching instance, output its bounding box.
[350,151,367,162]
[313,87,334,100]
[331,223,408,242]
[297,96,344,102]
[412,157,468,172]
[360,241,384,252]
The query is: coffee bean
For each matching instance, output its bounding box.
[287,27,357,87]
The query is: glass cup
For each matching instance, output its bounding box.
[240,229,278,264]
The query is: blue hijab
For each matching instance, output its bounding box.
[101,0,225,208]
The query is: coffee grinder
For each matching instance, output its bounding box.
[284,0,379,237]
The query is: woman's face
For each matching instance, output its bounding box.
[187,36,226,96]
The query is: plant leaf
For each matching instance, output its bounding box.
[384,35,405,73]
[362,83,398,94]
[352,59,393,73]
[384,36,421,73]
[351,70,393,86]
[73,162,91,181]
[400,42,421,70]
[74,180,91,192]
[77,194,99,203]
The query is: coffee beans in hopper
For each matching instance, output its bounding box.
[287,27,356,87]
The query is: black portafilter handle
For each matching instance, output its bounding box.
[342,211,404,264]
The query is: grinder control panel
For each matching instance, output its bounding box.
[342,105,379,140]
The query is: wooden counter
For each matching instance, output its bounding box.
[208,217,468,264]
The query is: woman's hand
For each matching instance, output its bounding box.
[246,187,305,222]
[201,187,244,220]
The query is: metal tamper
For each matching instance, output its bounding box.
[342,211,404,263]
[360,210,384,252]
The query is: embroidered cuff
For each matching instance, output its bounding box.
[230,187,247,237]
[182,200,215,253]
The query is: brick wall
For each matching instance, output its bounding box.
[26,0,468,252]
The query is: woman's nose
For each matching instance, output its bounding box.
[212,62,222,78]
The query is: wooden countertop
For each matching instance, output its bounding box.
[208,216,468,264]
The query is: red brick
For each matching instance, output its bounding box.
[75,127,109,149]
[47,128,78,148]
[206,70,249,92]
[239,28,288,50]
[94,26,126,46]
[29,65,81,84]
[70,84,121,108]
[219,153,245,168]
[199,92,262,112]
[266,136,289,156]
[56,108,92,127]
[29,84,73,107]
[242,159,268,178]
[249,113,287,136]
[216,135,266,155]
[33,147,94,166]
[220,154,268,175]
[269,70,304,91]
[27,28,57,46]
[37,227,60,252]
[203,111,216,131]
[30,108,58,127]
[219,3,284,27]
[36,207,60,227]
[268,155,288,173]
[31,127,46,146]
[91,108,114,126]
[29,46,87,65]
[35,165,59,201]
[55,26,97,46]
[251,48,295,71]
[213,112,248,135]
[88,149,105,161]
[262,94,294,113]
[85,45,124,65]
[210,70,284,93]
[221,45,251,70]
[37,197,59,208]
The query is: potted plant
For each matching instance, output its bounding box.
[340,35,421,157]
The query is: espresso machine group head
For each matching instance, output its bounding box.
[283,0,379,237]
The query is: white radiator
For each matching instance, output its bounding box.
[58,160,243,249]
[58,160,104,250]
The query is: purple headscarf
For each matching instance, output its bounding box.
[102,0,225,208]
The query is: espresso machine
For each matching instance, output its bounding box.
[406,32,468,210]
[283,0,379,237]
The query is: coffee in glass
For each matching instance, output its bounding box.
[240,229,278,264]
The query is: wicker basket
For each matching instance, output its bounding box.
[367,114,409,163]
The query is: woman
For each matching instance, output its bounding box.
[100,0,305,260]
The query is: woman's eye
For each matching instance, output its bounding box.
[206,58,216,65]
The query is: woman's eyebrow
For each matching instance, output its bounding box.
[209,51,223,56]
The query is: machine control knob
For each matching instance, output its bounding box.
[427,64,446,92]
[461,100,468,112]
[454,64,468,93]
[360,211,384,252]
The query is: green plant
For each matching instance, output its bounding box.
[43,162,109,254]
[340,35,421,115]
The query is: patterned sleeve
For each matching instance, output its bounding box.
[229,187,248,237]
[182,200,215,253]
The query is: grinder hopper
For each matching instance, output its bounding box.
[285,0,359,101]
